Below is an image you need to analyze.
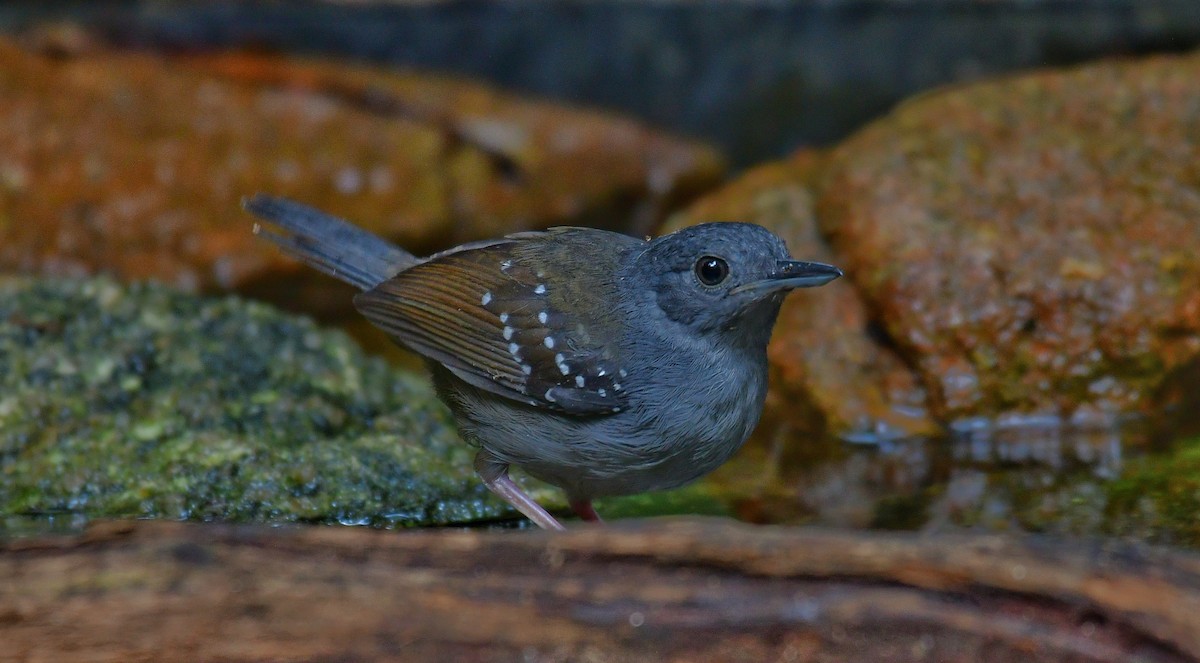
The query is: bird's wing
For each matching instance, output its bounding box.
[353,229,636,416]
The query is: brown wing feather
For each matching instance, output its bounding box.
[353,230,636,415]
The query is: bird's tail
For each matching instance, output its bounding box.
[242,195,417,291]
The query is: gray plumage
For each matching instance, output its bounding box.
[245,195,415,290]
[244,194,841,529]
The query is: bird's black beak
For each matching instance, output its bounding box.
[730,259,842,296]
[769,260,843,288]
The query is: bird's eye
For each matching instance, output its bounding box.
[694,256,730,286]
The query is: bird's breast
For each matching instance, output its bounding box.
[596,341,769,492]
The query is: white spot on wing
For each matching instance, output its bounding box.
[545,388,556,402]
[503,327,514,340]
[534,284,547,295]
[480,291,492,306]
[538,311,548,324]
[575,375,585,388]
[544,336,555,349]
[598,388,607,397]
[499,312,509,323]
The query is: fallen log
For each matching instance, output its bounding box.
[2,518,1198,662]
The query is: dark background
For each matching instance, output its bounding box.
[5,0,1199,167]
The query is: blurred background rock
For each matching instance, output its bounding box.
[4,0,1199,167]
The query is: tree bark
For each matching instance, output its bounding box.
[2,518,1198,662]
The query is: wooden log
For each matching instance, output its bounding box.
[2,518,1198,662]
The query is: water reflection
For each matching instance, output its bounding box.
[0,512,90,539]
[767,415,1149,533]
[950,414,1125,479]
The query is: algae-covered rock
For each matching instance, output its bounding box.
[0,277,550,527]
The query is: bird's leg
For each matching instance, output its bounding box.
[474,450,565,531]
[569,499,603,523]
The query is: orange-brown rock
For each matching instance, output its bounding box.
[667,151,935,444]
[817,52,1200,426]
[0,39,722,313]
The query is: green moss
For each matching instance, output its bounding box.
[0,277,554,528]
[595,481,732,520]
[1103,438,1200,546]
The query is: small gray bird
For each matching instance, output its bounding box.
[244,195,841,529]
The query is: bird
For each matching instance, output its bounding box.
[243,195,842,530]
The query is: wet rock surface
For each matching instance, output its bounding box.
[0,277,555,527]
[0,38,721,314]
[816,51,1200,428]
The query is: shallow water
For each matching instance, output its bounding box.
[0,512,91,539]
[716,414,1197,546]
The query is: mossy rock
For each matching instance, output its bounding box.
[0,277,557,528]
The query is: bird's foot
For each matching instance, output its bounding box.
[475,451,565,531]
[569,499,603,523]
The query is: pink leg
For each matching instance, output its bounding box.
[475,451,565,531]
[569,499,603,523]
